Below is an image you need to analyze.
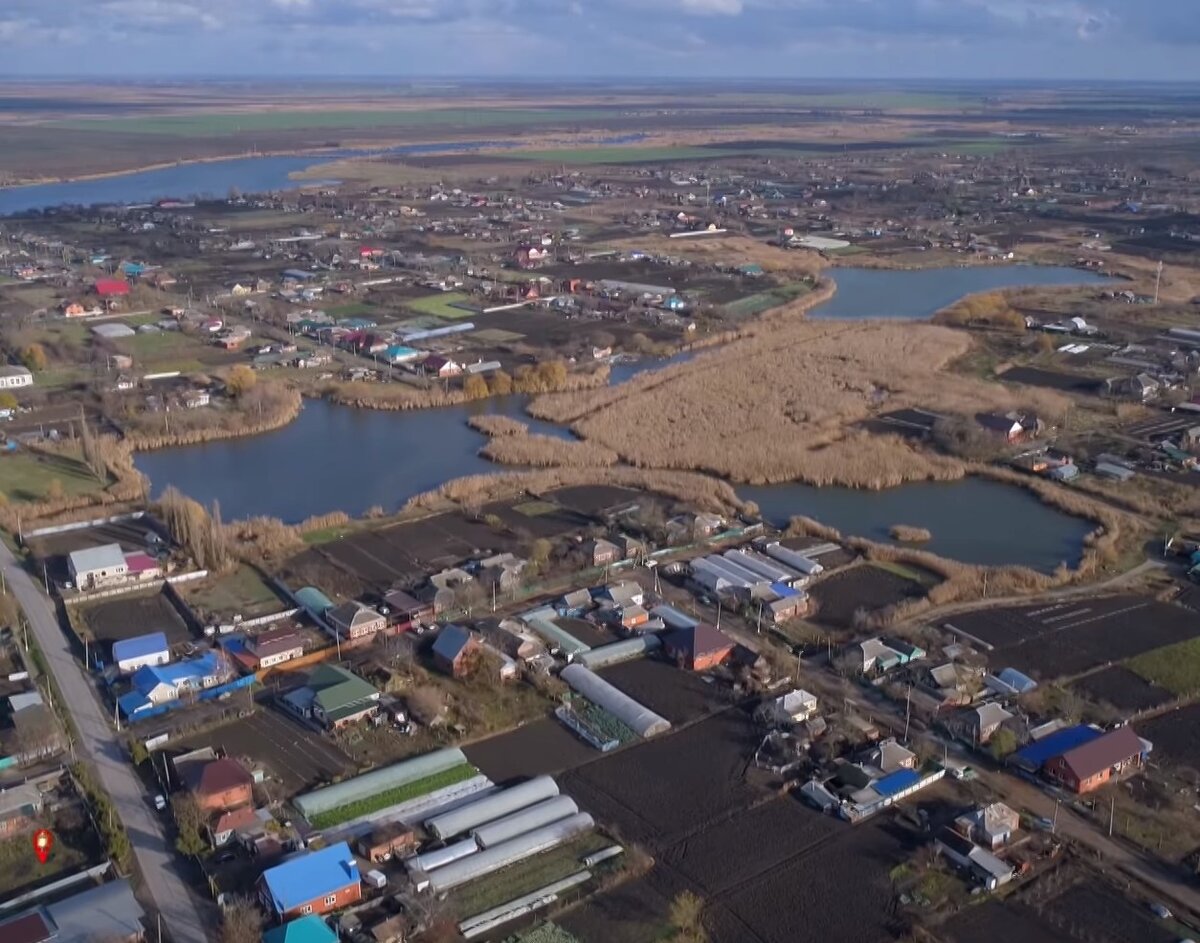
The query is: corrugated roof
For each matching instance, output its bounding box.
[182,756,253,797]
[664,624,734,661]
[263,915,338,943]
[1059,725,1145,781]
[132,650,223,694]
[260,842,359,915]
[872,768,921,797]
[67,543,126,575]
[295,586,335,614]
[112,631,169,663]
[1012,724,1102,769]
[308,664,377,715]
[42,878,144,942]
[433,624,474,663]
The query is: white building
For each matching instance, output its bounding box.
[0,366,33,389]
[111,632,171,674]
[67,544,129,590]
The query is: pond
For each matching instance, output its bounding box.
[739,476,1093,573]
[133,396,571,523]
[809,264,1111,320]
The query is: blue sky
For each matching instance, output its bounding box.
[1,0,1197,79]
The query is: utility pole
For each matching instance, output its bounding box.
[904,685,912,742]
[1109,794,1115,837]
[1052,797,1060,834]
[1155,260,1163,305]
[716,597,722,629]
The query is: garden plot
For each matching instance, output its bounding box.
[947,596,1200,680]
[76,589,192,645]
[1070,665,1172,713]
[463,717,600,783]
[1140,702,1200,773]
[810,564,927,629]
[599,658,732,726]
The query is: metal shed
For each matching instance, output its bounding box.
[296,747,471,819]
[560,664,671,738]
[425,776,560,840]
[522,607,591,658]
[650,605,699,631]
[763,543,824,576]
[426,813,595,893]
[575,634,661,671]
[723,549,796,584]
[472,796,579,849]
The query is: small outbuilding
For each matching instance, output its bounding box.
[432,624,478,678]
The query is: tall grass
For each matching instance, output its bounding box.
[480,434,619,468]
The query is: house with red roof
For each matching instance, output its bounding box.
[180,755,254,814]
[663,623,736,672]
[94,279,131,298]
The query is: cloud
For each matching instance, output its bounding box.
[1,0,1197,76]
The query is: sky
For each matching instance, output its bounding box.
[1,0,1198,80]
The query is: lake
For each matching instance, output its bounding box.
[739,476,1093,573]
[0,141,509,217]
[809,264,1110,320]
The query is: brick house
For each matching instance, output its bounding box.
[0,783,43,837]
[1042,724,1146,794]
[258,841,361,921]
[663,623,735,672]
[181,756,254,814]
[326,601,386,641]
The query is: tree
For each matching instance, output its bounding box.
[462,374,489,400]
[225,364,257,399]
[0,392,17,411]
[988,727,1018,761]
[218,897,262,943]
[173,795,208,857]
[529,538,553,566]
[45,479,65,501]
[669,891,707,943]
[20,344,48,372]
[488,370,513,396]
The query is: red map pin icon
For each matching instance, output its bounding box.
[33,828,53,864]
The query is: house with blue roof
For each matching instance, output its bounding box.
[258,841,361,921]
[111,631,170,675]
[119,650,230,718]
[1009,724,1103,773]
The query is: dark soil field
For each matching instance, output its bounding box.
[599,657,734,726]
[1037,883,1177,943]
[1000,366,1103,394]
[547,484,643,518]
[710,819,911,943]
[30,516,170,572]
[939,900,1070,943]
[810,564,926,629]
[463,717,598,783]
[556,617,620,649]
[79,589,192,645]
[1071,665,1172,713]
[948,596,1200,680]
[659,796,841,896]
[170,706,353,796]
[1140,702,1200,773]
[562,708,767,849]
[558,874,676,943]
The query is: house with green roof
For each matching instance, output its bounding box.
[282,664,380,730]
[264,915,338,943]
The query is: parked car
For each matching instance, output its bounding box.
[153,794,167,812]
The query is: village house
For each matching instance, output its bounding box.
[246,625,306,670]
[118,650,231,718]
[1042,724,1147,794]
[0,878,145,943]
[179,753,254,815]
[264,915,339,943]
[111,632,170,675]
[955,802,1020,850]
[420,355,462,379]
[7,692,63,765]
[258,841,362,921]
[765,689,819,725]
[381,589,433,630]
[0,365,33,389]
[964,702,1016,746]
[663,623,735,671]
[584,538,621,567]
[432,624,479,678]
[934,826,1014,892]
[326,601,386,641]
[283,664,381,730]
[861,737,918,774]
[0,782,43,837]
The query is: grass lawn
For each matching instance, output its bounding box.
[327,302,377,318]
[0,808,97,896]
[723,283,811,318]
[511,145,747,164]
[181,565,283,621]
[404,292,477,320]
[450,832,611,918]
[1128,637,1200,697]
[53,107,617,137]
[34,367,89,392]
[117,330,203,361]
[0,448,109,503]
[871,560,940,588]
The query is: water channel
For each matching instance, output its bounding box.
[133,263,1109,569]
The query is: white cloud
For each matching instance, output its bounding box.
[679,0,744,13]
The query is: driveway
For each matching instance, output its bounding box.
[0,542,211,943]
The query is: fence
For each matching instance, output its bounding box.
[61,568,208,608]
[125,674,256,724]
[23,511,147,542]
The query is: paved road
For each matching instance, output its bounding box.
[0,543,211,943]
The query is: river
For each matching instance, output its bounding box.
[132,265,1106,565]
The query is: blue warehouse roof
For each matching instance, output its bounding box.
[1012,724,1102,770]
[112,631,169,663]
[260,842,359,915]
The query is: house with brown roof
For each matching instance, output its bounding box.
[181,755,254,814]
[327,601,386,641]
[247,625,305,669]
[356,821,417,863]
[663,623,735,672]
[1043,724,1147,794]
